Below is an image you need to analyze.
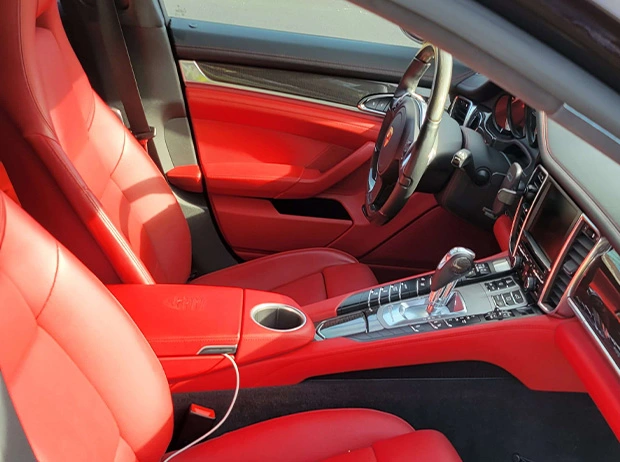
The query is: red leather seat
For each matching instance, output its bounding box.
[0,191,461,461]
[0,0,376,306]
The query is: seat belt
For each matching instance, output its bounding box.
[95,0,160,168]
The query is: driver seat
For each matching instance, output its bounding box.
[0,0,377,306]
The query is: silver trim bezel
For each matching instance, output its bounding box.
[510,165,549,262]
[196,345,238,355]
[250,303,307,333]
[564,238,620,380]
[538,213,600,315]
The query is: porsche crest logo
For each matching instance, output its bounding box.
[383,126,394,148]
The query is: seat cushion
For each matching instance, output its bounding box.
[192,248,377,306]
[171,409,461,462]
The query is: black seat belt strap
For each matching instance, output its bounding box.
[95,0,159,166]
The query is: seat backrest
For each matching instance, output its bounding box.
[0,191,173,460]
[0,0,192,284]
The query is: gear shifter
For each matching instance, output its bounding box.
[426,247,475,315]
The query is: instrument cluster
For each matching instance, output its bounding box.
[491,93,538,147]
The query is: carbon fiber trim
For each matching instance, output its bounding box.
[194,62,396,107]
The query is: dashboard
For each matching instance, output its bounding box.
[509,164,620,379]
[443,72,620,439]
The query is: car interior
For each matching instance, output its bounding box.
[1,0,620,460]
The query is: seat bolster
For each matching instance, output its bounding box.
[170,409,414,462]
[323,430,462,462]
[192,248,377,305]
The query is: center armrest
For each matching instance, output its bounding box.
[108,284,243,357]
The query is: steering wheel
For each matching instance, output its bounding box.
[364,43,452,224]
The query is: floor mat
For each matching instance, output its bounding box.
[171,362,619,461]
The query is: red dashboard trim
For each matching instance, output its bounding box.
[556,320,620,440]
[170,315,583,394]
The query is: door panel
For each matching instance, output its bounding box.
[185,74,499,278]
[185,82,380,199]
[170,17,494,279]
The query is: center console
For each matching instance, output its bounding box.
[104,164,607,396]
[317,165,602,342]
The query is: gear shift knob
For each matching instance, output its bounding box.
[426,247,475,314]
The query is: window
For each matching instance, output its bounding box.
[162,0,416,46]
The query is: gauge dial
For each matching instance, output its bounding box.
[508,96,526,138]
[493,94,510,132]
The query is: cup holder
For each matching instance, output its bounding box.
[251,303,307,332]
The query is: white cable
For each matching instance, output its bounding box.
[162,353,240,462]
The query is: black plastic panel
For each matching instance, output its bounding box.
[169,18,475,84]
[271,198,351,221]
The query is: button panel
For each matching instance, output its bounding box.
[342,306,538,342]
[337,276,432,316]
[324,271,538,343]
[483,276,527,309]
[336,258,511,317]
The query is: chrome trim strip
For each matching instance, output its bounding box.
[564,237,620,379]
[568,297,620,380]
[538,213,600,315]
[508,194,525,258]
[197,345,238,355]
[511,165,549,262]
[179,60,368,114]
[565,237,611,300]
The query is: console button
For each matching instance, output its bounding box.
[379,286,391,305]
[464,315,481,325]
[417,277,431,295]
[484,311,500,321]
[502,293,516,306]
[399,280,417,299]
[496,280,507,290]
[512,290,524,304]
[492,295,505,308]
[410,322,434,333]
[428,319,445,330]
[505,278,516,287]
[367,289,381,310]
[475,263,491,275]
[388,284,401,302]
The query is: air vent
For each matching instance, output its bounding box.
[451,97,471,125]
[545,224,597,309]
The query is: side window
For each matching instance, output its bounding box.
[162,0,415,46]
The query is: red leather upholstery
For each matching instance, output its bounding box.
[108,284,244,357]
[0,161,19,204]
[0,0,376,305]
[0,193,174,460]
[171,409,461,462]
[0,191,460,460]
[192,248,376,306]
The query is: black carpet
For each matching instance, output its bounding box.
[171,362,620,461]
